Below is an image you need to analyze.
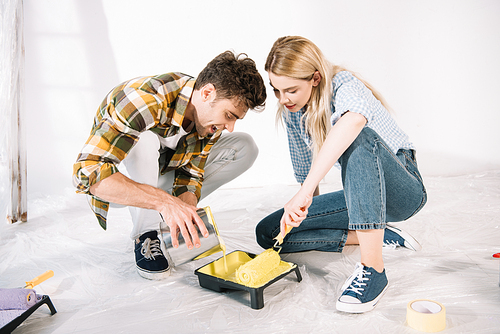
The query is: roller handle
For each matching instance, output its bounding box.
[25,270,54,289]
[273,207,306,246]
[273,225,294,246]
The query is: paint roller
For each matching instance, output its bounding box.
[0,289,38,310]
[235,226,294,288]
[235,249,281,287]
[0,270,54,311]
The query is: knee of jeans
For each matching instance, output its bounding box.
[228,132,259,169]
[340,128,384,170]
[345,127,378,153]
[233,132,258,165]
[255,221,274,249]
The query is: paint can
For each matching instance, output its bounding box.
[162,206,225,267]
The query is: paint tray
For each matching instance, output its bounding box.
[0,295,57,334]
[194,250,302,309]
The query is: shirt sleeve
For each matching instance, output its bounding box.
[284,112,313,183]
[172,156,206,199]
[176,136,217,199]
[332,73,376,125]
[73,87,163,195]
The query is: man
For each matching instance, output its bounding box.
[73,51,266,280]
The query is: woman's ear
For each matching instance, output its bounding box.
[312,71,322,87]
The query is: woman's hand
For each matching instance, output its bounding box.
[279,188,313,238]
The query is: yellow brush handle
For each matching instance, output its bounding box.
[25,270,54,289]
[274,225,294,245]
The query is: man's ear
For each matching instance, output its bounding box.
[200,83,216,102]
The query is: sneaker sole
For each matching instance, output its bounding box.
[336,283,389,313]
[136,266,171,280]
[386,225,422,251]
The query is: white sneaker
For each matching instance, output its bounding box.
[336,263,389,313]
[383,224,422,251]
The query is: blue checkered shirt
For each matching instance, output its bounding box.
[284,71,414,183]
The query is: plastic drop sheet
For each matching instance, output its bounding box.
[0,172,499,333]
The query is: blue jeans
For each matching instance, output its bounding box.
[255,128,427,253]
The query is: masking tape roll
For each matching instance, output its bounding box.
[406,299,446,332]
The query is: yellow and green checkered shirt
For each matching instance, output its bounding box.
[73,72,222,230]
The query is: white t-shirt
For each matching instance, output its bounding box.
[158,122,193,150]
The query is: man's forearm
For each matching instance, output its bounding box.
[90,172,207,249]
[89,172,172,212]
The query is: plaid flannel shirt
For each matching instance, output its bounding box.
[284,71,414,183]
[73,72,222,230]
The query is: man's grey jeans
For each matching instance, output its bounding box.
[118,131,258,239]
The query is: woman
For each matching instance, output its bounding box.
[256,36,427,313]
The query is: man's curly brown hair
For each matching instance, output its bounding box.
[195,51,266,112]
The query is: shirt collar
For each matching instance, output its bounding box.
[170,77,196,127]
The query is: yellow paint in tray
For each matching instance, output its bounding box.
[197,250,294,288]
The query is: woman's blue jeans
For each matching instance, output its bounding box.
[255,127,427,253]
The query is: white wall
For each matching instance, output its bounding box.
[23,0,500,196]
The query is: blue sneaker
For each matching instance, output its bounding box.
[135,230,171,280]
[383,224,422,251]
[336,263,389,313]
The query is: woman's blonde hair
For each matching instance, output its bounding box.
[265,36,388,156]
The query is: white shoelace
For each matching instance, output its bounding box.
[342,263,371,296]
[382,240,400,249]
[140,238,163,260]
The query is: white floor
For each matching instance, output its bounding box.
[1,171,499,333]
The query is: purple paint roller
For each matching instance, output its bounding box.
[0,270,53,310]
[0,289,38,310]
[0,270,56,331]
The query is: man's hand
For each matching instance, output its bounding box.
[90,173,209,250]
[177,191,198,207]
[158,194,209,250]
